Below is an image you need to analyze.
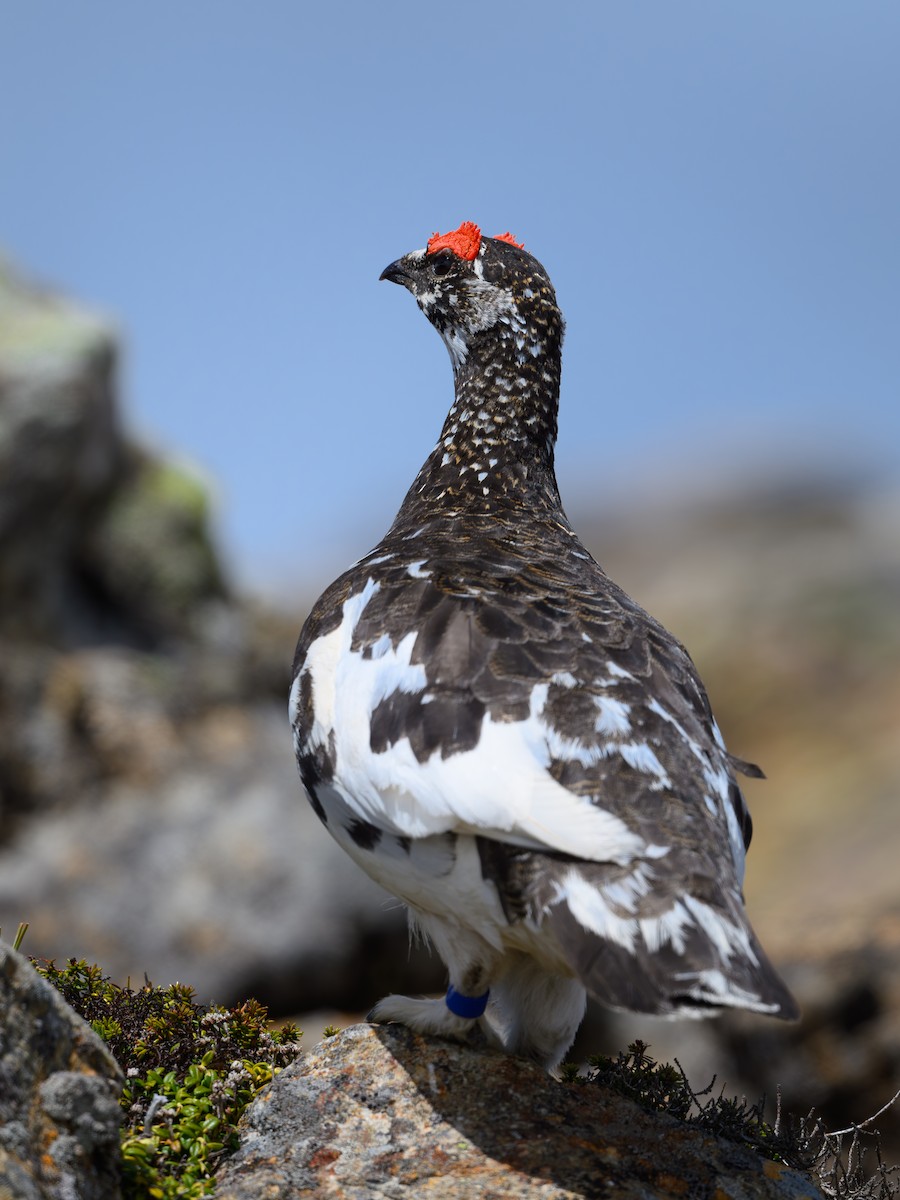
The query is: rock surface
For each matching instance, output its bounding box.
[0,257,122,645]
[215,1024,824,1200]
[0,941,123,1200]
[0,705,432,1011]
[0,255,227,650]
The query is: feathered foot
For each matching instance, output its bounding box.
[368,988,499,1050]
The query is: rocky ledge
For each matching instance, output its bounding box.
[215,1023,824,1200]
[0,943,123,1200]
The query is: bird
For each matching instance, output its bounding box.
[290,220,798,1070]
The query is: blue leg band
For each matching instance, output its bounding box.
[445,985,489,1019]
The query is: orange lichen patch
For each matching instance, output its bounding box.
[309,1146,341,1169]
[427,221,482,260]
[494,231,524,248]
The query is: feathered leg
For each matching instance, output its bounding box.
[487,953,586,1072]
[368,910,502,1046]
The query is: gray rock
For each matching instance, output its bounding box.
[0,255,241,841]
[0,256,230,651]
[215,1023,825,1200]
[0,257,122,642]
[82,451,229,642]
[0,705,437,1010]
[0,941,123,1200]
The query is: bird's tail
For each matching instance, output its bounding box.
[547,865,799,1020]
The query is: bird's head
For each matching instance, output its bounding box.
[380,221,562,372]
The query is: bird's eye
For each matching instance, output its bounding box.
[431,251,455,277]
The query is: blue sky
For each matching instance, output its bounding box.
[3,2,899,595]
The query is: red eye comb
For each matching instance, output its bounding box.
[494,231,524,248]
[426,221,482,261]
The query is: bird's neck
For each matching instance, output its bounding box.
[397,315,564,523]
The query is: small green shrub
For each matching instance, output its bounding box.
[35,958,303,1199]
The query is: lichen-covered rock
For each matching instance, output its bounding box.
[82,451,228,641]
[0,255,227,650]
[0,940,123,1200]
[0,256,122,642]
[0,253,272,858]
[214,1024,825,1200]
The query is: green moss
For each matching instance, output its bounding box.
[88,452,226,633]
[35,958,302,1199]
[141,462,212,524]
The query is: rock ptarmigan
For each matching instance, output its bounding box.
[290,221,798,1070]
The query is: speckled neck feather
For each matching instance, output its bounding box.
[395,243,565,525]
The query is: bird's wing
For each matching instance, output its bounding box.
[292,554,749,877]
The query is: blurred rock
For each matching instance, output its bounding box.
[0,258,228,837]
[724,917,900,1162]
[82,451,228,642]
[0,705,438,1011]
[0,257,122,643]
[0,940,123,1200]
[214,1023,825,1200]
[0,258,227,649]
